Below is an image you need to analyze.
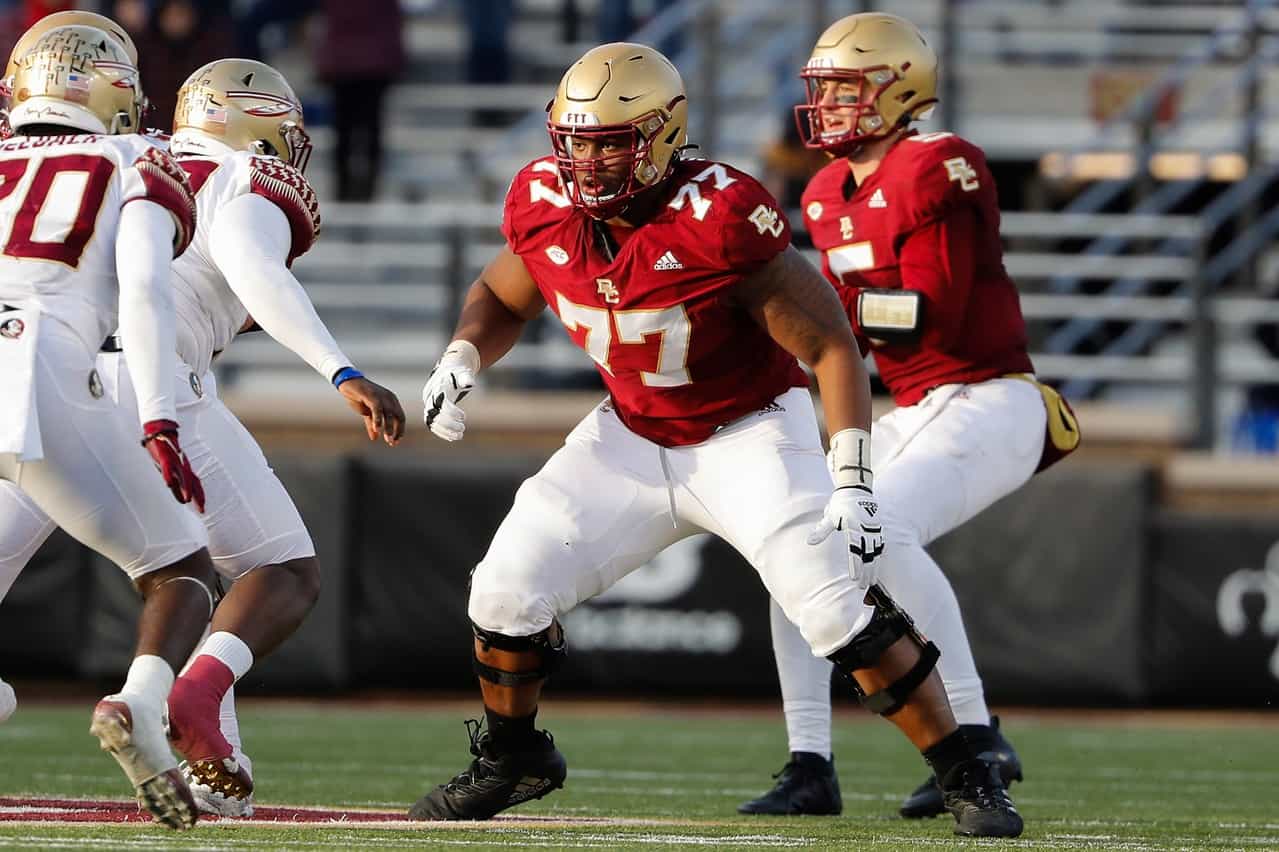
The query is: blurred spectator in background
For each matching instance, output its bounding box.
[109,0,149,36]
[133,0,235,131]
[0,2,24,59]
[233,0,315,61]
[315,0,404,201]
[461,0,511,126]
[599,0,679,54]
[22,0,72,29]
[1232,326,1279,454]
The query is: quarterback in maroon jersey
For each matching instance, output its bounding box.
[409,42,1022,837]
[739,12,1077,823]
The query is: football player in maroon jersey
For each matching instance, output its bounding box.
[739,12,1078,821]
[409,42,1023,837]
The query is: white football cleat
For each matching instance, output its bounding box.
[0,678,15,723]
[183,755,255,817]
[90,694,198,829]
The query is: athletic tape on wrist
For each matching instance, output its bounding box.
[830,428,873,490]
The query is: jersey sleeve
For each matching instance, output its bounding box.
[710,170,792,273]
[898,136,993,230]
[247,155,321,264]
[122,145,198,257]
[501,158,570,256]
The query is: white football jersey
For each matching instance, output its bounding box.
[170,150,321,376]
[0,133,195,353]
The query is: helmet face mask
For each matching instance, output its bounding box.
[795,64,904,156]
[796,13,938,158]
[548,109,673,219]
[546,43,687,220]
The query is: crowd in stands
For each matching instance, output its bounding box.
[0,1,686,200]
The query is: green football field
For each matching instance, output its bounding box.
[0,698,1275,850]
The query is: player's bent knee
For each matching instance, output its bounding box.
[471,621,566,687]
[140,547,216,589]
[826,585,940,717]
[277,556,321,607]
[468,558,560,638]
[134,548,218,617]
[793,603,868,659]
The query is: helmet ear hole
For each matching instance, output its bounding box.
[250,139,280,158]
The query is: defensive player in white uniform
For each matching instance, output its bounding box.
[0,24,213,829]
[0,6,148,732]
[0,49,406,816]
[162,58,403,815]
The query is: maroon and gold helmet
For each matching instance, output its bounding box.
[795,13,938,157]
[546,43,687,219]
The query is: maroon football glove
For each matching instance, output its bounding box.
[140,419,205,513]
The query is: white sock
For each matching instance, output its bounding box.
[219,686,251,775]
[120,655,175,708]
[198,632,254,681]
[876,543,991,727]
[770,598,833,759]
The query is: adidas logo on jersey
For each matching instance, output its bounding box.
[868,188,887,209]
[653,250,684,270]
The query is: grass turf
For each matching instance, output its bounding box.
[0,700,1275,850]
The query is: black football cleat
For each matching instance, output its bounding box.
[408,719,566,821]
[900,715,1023,819]
[940,758,1024,838]
[737,752,842,816]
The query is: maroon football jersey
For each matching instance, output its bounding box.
[504,156,809,447]
[801,131,1032,406]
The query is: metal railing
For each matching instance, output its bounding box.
[211,201,1279,447]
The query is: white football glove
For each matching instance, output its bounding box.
[808,427,884,589]
[806,484,885,589]
[422,340,479,442]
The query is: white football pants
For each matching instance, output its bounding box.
[0,350,313,590]
[469,388,876,659]
[0,323,206,580]
[769,377,1047,756]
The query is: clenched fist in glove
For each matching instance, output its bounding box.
[141,419,205,513]
[806,428,884,589]
[422,340,479,441]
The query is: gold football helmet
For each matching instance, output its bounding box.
[796,13,938,155]
[172,59,311,172]
[4,10,138,89]
[7,25,143,135]
[547,42,687,218]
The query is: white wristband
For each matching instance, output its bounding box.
[440,339,481,372]
[830,428,873,490]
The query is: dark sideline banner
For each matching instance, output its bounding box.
[15,453,1276,708]
[1148,512,1279,707]
[931,461,1153,705]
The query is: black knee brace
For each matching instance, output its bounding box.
[471,621,567,687]
[826,585,940,717]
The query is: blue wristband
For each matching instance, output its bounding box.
[331,366,363,388]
